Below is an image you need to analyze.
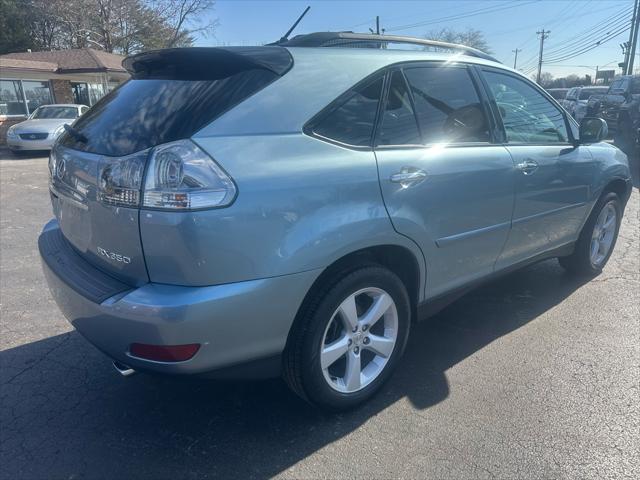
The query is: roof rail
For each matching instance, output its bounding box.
[274,32,499,63]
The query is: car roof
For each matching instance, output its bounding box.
[277,31,499,62]
[285,45,508,72]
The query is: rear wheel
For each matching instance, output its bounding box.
[283,266,410,411]
[559,192,622,275]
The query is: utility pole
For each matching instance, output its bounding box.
[627,0,640,74]
[620,42,630,73]
[370,16,381,35]
[512,48,521,69]
[536,29,550,84]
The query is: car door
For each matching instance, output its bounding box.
[479,68,595,270]
[374,64,516,298]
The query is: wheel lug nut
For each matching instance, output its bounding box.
[354,347,359,354]
[363,337,370,345]
[352,326,358,332]
[348,339,353,346]
[362,324,368,331]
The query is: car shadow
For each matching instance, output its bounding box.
[0,259,592,479]
[0,146,49,160]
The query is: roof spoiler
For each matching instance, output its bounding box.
[122,47,293,80]
[276,32,499,63]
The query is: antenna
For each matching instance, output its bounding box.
[279,6,311,43]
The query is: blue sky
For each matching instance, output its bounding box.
[193,0,638,79]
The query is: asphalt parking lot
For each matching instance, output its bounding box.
[1,147,638,479]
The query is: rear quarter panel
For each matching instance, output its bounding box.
[139,134,426,299]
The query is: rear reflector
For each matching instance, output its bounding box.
[130,343,200,362]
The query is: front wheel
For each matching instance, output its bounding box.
[283,266,411,411]
[559,192,622,275]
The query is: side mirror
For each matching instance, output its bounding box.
[579,117,608,143]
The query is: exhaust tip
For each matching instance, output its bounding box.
[113,360,136,377]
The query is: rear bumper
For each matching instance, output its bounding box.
[39,219,320,376]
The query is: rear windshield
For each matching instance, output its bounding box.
[59,70,279,156]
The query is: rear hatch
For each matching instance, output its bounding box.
[50,47,293,286]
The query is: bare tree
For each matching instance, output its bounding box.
[425,27,492,54]
[2,0,218,55]
[531,71,554,87]
[150,0,218,48]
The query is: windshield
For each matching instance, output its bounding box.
[32,106,79,119]
[579,88,607,100]
[609,78,629,93]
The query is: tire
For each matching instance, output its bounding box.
[559,192,622,275]
[283,265,411,411]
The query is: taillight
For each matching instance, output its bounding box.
[142,139,236,210]
[96,139,236,210]
[98,150,147,207]
[130,343,200,362]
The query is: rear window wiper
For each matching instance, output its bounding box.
[63,124,88,144]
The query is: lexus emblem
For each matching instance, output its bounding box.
[56,157,66,180]
[29,134,37,139]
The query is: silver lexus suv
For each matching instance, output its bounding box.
[40,33,632,410]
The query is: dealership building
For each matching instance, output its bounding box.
[0,48,129,143]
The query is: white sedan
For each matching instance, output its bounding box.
[6,104,89,152]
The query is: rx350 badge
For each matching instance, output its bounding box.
[97,246,131,264]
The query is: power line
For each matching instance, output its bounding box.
[385,0,539,33]
[544,23,631,63]
[543,7,631,57]
[517,6,631,71]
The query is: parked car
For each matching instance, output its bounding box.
[39,33,632,411]
[546,87,569,101]
[6,104,89,152]
[562,86,609,122]
[592,75,640,151]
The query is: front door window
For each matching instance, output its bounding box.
[483,71,569,144]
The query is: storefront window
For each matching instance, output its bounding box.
[0,80,27,116]
[72,82,90,106]
[72,82,107,106]
[22,80,53,112]
[88,83,106,105]
[0,79,53,116]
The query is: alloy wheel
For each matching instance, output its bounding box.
[320,287,398,393]
[590,201,617,267]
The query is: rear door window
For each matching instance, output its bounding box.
[310,77,383,147]
[403,65,490,144]
[376,70,421,146]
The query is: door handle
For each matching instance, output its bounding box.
[390,167,428,187]
[516,159,539,175]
